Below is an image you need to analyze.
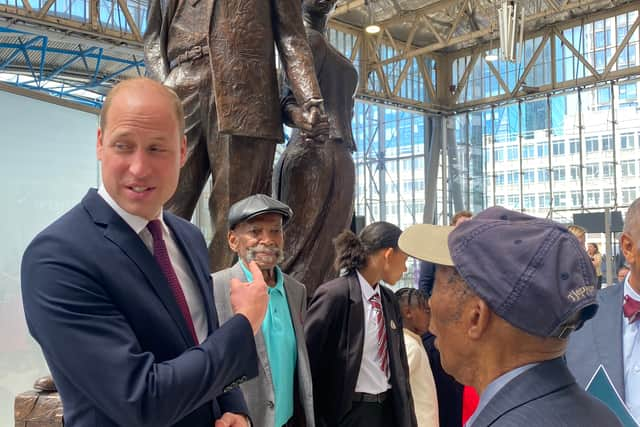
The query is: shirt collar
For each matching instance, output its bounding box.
[356,270,380,301]
[98,186,165,235]
[624,274,640,301]
[403,328,422,343]
[239,259,284,293]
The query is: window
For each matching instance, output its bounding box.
[603,189,615,205]
[602,162,614,177]
[619,82,637,103]
[386,161,397,174]
[621,160,636,177]
[553,192,567,208]
[622,187,637,204]
[507,145,518,161]
[495,173,505,185]
[494,148,505,162]
[495,195,505,205]
[402,158,412,171]
[538,168,550,182]
[586,163,599,178]
[538,194,550,208]
[522,169,535,184]
[571,191,582,207]
[585,136,599,153]
[522,144,535,159]
[552,166,566,181]
[621,133,635,150]
[415,180,425,191]
[523,194,535,209]
[537,143,549,158]
[507,195,520,209]
[552,140,565,156]
[597,86,611,104]
[570,165,580,180]
[403,181,413,193]
[507,170,519,185]
[387,182,398,194]
[602,135,613,151]
[569,138,580,154]
[413,157,424,170]
[386,203,398,216]
[586,190,600,207]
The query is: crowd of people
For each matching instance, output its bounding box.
[20,78,639,427]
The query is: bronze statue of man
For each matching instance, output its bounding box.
[144,0,327,271]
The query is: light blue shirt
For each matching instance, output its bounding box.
[465,363,538,427]
[623,277,640,421]
[240,261,297,427]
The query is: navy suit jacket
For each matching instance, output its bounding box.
[470,358,622,427]
[21,189,259,427]
[304,273,417,427]
[566,284,625,398]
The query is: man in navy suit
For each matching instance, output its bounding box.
[567,196,640,422]
[21,78,268,427]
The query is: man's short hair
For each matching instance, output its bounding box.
[451,210,472,226]
[99,78,185,136]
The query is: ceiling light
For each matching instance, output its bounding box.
[364,0,380,34]
[485,53,498,62]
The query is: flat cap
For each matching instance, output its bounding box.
[399,206,599,338]
[228,194,293,229]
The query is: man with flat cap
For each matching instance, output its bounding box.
[212,194,315,427]
[398,207,622,427]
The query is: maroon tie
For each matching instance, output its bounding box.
[147,219,199,343]
[623,294,640,324]
[370,293,390,378]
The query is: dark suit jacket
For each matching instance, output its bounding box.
[418,261,436,296]
[144,0,322,141]
[304,273,417,427]
[422,333,463,427]
[21,189,259,427]
[470,358,622,427]
[566,284,625,399]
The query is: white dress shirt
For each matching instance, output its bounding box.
[354,270,391,394]
[404,328,439,427]
[98,187,208,344]
[623,278,640,421]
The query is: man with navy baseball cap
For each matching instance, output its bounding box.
[399,206,622,427]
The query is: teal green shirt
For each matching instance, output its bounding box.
[240,261,297,427]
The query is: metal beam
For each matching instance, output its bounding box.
[603,12,640,78]
[510,32,550,96]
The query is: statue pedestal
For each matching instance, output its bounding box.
[14,377,63,427]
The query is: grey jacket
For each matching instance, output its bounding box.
[566,283,625,397]
[212,263,315,427]
[470,358,622,427]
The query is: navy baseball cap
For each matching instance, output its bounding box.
[228,194,293,229]
[399,207,599,338]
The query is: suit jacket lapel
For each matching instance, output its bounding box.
[83,190,195,347]
[471,358,574,427]
[592,285,625,398]
[347,274,365,391]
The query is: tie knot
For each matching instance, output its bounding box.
[147,219,163,241]
[370,293,381,308]
[624,294,640,323]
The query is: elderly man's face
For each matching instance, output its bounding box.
[229,213,285,272]
[428,265,472,382]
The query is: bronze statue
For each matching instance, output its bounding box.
[144,0,327,271]
[274,0,359,297]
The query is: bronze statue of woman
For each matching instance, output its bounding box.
[274,0,358,297]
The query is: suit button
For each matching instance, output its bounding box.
[267,401,274,409]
